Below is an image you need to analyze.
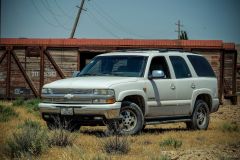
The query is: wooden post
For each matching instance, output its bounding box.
[39,46,45,96]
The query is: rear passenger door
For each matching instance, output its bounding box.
[169,56,195,115]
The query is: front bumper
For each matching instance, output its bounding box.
[38,102,121,119]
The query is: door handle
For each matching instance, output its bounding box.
[191,83,196,89]
[170,83,176,90]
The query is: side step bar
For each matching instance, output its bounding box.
[145,116,191,125]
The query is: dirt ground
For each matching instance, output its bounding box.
[0,101,240,160]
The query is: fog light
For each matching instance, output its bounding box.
[92,97,115,104]
[94,117,103,120]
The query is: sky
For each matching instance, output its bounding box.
[1,0,240,43]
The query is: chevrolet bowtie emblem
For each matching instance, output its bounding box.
[64,94,74,99]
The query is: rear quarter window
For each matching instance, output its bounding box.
[187,55,216,77]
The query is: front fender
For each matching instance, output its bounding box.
[117,90,148,115]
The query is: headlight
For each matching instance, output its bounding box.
[41,88,52,94]
[93,89,115,104]
[93,89,115,96]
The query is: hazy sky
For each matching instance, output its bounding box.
[1,0,240,43]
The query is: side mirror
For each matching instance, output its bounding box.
[149,70,165,79]
[72,71,81,77]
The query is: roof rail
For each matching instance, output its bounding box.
[114,48,185,53]
[115,48,157,52]
[158,48,184,52]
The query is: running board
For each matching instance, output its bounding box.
[145,119,191,125]
[145,117,191,125]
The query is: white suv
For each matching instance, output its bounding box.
[39,51,219,134]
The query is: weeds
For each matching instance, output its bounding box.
[159,137,182,149]
[219,122,239,132]
[12,97,24,106]
[24,98,41,112]
[151,155,171,160]
[5,120,48,158]
[101,121,130,154]
[48,118,76,147]
[48,129,76,147]
[101,135,130,154]
[0,103,18,122]
[12,98,40,112]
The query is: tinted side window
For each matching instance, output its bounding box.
[170,56,192,79]
[149,56,171,78]
[187,55,215,77]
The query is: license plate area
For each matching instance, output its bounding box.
[60,108,73,115]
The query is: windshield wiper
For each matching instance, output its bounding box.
[78,73,98,77]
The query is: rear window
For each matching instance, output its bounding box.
[187,55,215,77]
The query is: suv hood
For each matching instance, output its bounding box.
[43,76,138,89]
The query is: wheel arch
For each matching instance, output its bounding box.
[192,92,212,113]
[120,93,147,116]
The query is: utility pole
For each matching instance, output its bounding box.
[70,0,86,38]
[175,20,183,40]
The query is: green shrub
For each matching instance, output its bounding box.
[12,98,41,112]
[5,120,48,158]
[24,98,41,112]
[0,104,18,122]
[12,97,24,106]
[18,119,41,129]
[219,122,239,132]
[101,135,130,154]
[48,129,76,147]
[159,137,182,149]
[48,119,76,147]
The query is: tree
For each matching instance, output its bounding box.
[180,31,188,40]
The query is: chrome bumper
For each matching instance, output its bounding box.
[38,102,121,119]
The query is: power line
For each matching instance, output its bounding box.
[41,0,71,30]
[89,1,145,38]
[31,0,59,27]
[86,11,120,38]
[54,0,73,19]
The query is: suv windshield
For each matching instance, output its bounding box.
[78,55,148,77]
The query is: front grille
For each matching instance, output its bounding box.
[51,89,93,95]
[43,97,92,104]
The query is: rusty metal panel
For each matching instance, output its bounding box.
[0,38,230,50]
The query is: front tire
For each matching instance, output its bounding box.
[120,101,144,135]
[186,99,210,130]
[107,101,144,135]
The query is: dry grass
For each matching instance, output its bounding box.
[0,100,240,160]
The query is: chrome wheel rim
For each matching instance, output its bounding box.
[196,105,207,127]
[120,109,137,132]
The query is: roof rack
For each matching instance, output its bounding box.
[158,49,184,52]
[115,48,185,53]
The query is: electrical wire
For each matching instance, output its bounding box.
[86,11,120,38]
[54,0,73,19]
[41,0,71,30]
[89,1,145,38]
[31,0,58,27]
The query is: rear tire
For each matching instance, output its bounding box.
[187,99,210,130]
